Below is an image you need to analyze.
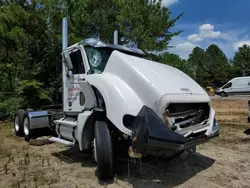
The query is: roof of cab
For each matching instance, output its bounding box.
[78,38,146,56]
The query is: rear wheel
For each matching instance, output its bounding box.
[14,109,25,136]
[94,120,114,180]
[23,113,32,141]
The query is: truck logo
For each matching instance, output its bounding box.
[180,88,191,92]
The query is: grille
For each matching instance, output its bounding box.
[163,103,210,131]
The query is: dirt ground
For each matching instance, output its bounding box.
[1,97,250,188]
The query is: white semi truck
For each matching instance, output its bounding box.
[13,18,219,180]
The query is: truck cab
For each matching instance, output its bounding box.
[13,37,220,181]
[61,38,145,115]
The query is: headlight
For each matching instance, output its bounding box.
[212,118,219,133]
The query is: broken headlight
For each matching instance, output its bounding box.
[212,118,219,133]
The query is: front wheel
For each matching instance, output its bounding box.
[94,121,114,180]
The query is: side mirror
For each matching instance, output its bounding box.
[62,52,73,70]
[67,70,73,78]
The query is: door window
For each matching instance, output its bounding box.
[69,49,85,74]
[223,82,232,89]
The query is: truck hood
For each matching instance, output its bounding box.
[103,50,210,108]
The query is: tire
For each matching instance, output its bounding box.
[14,109,25,136]
[23,112,32,142]
[94,121,114,180]
[220,92,227,97]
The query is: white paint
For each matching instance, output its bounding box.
[60,42,217,141]
[87,50,212,136]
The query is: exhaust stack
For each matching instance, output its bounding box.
[113,30,118,45]
[62,17,68,50]
[62,17,68,112]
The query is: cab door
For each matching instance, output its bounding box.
[222,82,232,95]
[62,46,96,114]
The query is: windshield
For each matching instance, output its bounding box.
[84,46,113,74]
[84,46,144,74]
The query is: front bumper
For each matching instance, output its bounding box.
[131,106,219,156]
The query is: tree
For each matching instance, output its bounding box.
[46,0,183,51]
[0,0,183,120]
[116,0,183,52]
[187,45,230,87]
[233,44,250,76]
[204,44,229,87]
[187,47,209,86]
[228,59,241,79]
[0,0,62,113]
[160,53,193,78]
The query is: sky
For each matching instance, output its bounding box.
[161,0,250,60]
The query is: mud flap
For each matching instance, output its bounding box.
[131,106,186,155]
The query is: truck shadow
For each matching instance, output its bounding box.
[243,128,250,135]
[51,147,215,187]
[51,146,96,167]
[115,152,215,188]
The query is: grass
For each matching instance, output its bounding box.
[0,98,249,188]
[0,121,61,188]
[0,121,12,132]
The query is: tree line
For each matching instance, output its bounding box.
[0,0,249,120]
[177,44,250,88]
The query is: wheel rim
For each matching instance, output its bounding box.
[14,116,19,131]
[23,117,29,136]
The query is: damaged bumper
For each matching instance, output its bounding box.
[131,106,219,156]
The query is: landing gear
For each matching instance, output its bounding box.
[94,120,114,180]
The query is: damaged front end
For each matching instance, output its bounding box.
[163,102,211,137]
[131,105,219,157]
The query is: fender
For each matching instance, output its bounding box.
[86,73,143,136]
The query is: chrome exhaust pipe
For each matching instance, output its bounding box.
[113,30,118,45]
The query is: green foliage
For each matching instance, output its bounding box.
[0,1,62,119]
[160,52,194,78]
[233,44,250,76]
[44,0,182,51]
[116,0,183,51]
[0,0,182,119]
[204,44,230,87]
[1,0,249,121]
[0,95,23,120]
[188,44,232,87]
